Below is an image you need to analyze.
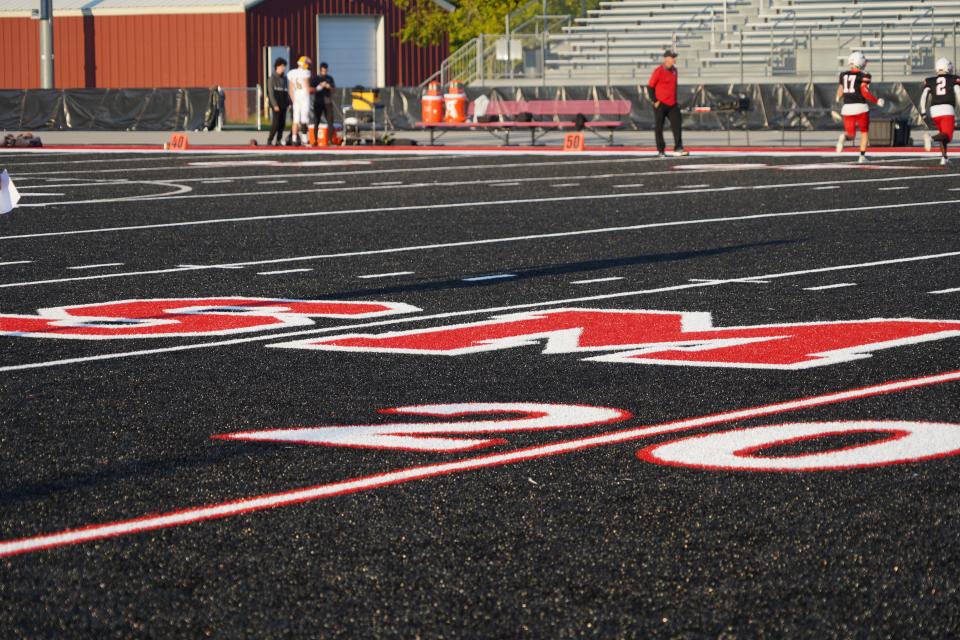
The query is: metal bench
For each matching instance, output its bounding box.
[416,99,631,146]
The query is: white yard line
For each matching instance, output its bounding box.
[803,283,857,291]
[11,157,663,178]
[7,171,959,238]
[1,250,958,373]
[3,198,959,288]
[463,274,516,282]
[66,262,124,270]
[570,277,624,284]
[357,271,414,279]
[256,268,313,275]
[0,260,31,266]
[929,287,960,294]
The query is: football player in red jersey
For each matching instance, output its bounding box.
[835,51,885,163]
[920,57,960,166]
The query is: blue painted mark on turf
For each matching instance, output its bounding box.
[463,274,517,283]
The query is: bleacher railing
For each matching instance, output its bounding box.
[422,1,960,86]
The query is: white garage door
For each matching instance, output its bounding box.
[317,16,380,88]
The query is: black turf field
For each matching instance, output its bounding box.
[1,149,959,638]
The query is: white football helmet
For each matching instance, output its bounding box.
[936,57,954,74]
[848,51,867,69]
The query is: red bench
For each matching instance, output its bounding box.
[416,99,631,146]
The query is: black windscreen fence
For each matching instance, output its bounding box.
[0,88,221,131]
[0,84,928,132]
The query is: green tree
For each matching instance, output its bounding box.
[395,0,600,50]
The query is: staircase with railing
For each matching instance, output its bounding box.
[422,0,960,86]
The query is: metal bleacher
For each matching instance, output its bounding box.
[540,0,960,84]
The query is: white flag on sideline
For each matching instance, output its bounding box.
[0,169,20,214]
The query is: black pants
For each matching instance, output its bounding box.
[654,102,682,152]
[267,102,288,144]
[314,99,336,129]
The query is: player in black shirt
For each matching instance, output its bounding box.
[920,58,960,165]
[311,62,336,144]
[835,51,885,163]
[265,58,289,146]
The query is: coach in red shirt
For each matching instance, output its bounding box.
[647,49,688,156]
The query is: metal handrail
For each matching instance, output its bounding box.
[420,36,480,88]
[908,8,935,74]
[766,10,796,76]
[671,4,721,51]
[835,9,864,53]
[514,14,571,34]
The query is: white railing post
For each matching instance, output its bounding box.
[256,85,261,131]
[507,14,513,81]
[605,30,610,87]
[710,8,712,51]
[740,29,744,84]
[932,8,936,62]
[880,24,885,81]
[476,36,483,84]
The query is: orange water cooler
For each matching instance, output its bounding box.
[421,82,444,124]
[444,80,468,123]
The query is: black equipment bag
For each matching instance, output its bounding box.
[871,118,911,147]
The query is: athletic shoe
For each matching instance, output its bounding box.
[673,148,690,156]
[858,154,867,164]
[941,157,949,166]
[924,133,933,152]
[657,152,666,158]
[836,134,846,154]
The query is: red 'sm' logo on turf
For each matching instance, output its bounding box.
[274,308,960,369]
[0,298,419,339]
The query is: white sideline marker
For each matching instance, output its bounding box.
[0,170,20,214]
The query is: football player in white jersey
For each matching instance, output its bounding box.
[286,56,314,146]
[920,57,960,165]
[835,52,885,163]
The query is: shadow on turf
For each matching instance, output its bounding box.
[318,240,794,299]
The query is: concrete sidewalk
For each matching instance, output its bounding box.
[2,128,866,149]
